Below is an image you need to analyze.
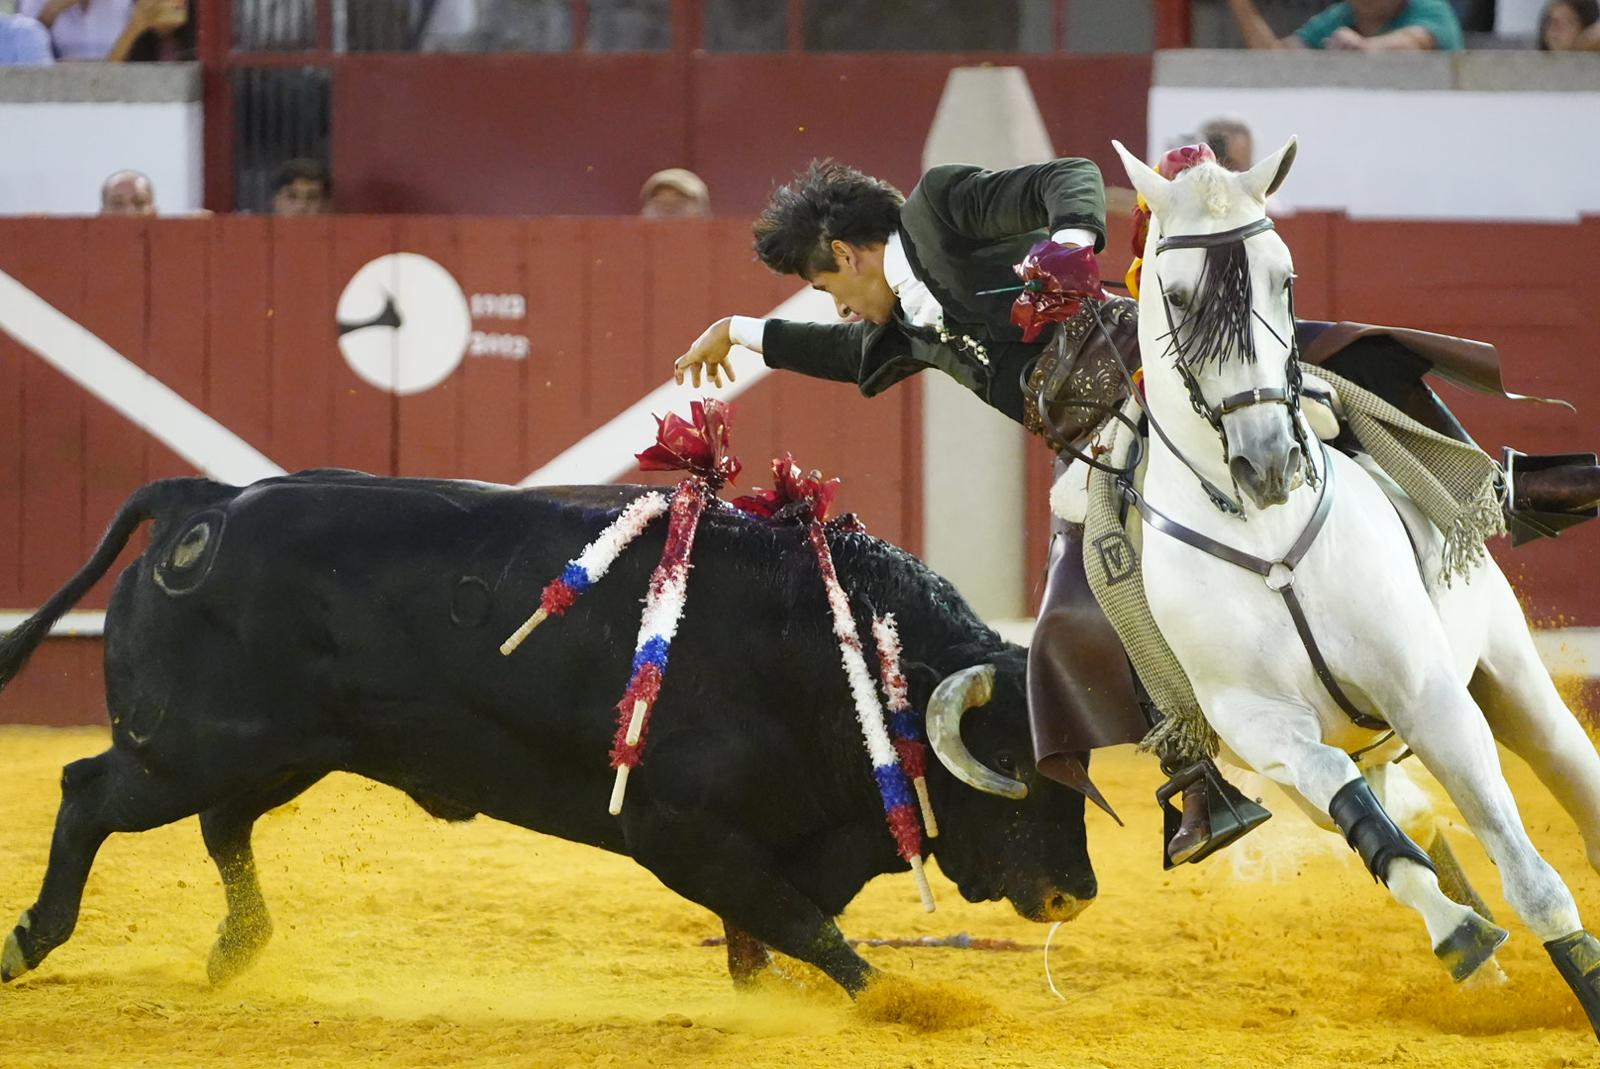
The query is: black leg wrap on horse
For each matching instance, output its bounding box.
[1545,930,1600,1040]
[1328,778,1435,885]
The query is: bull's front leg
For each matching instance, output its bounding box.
[624,812,875,995]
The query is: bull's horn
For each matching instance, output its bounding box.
[926,664,1027,800]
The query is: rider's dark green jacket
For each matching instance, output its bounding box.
[758,158,1107,426]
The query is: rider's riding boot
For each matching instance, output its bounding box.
[1167,779,1211,865]
[1503,449,1600,545]
[1156,757,1272,869]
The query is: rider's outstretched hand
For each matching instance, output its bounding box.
[673,317,739,389]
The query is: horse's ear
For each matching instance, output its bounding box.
[1241,136,1297,203]
[1112,140,1169,217]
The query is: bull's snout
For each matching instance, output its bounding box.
[1029,892,1095,924]
[1016,873,1097,923]
[1229,441,1300,509]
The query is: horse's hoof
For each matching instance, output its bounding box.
[1,911,34,982]
[1435,912,1510,982]
[1545,929,1600,1040]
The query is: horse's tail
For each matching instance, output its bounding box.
[0,478,226,696]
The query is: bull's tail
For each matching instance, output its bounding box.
[0,478,227,695]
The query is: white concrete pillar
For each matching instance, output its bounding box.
[919,66,1054,619]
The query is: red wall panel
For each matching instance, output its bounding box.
[459,220,533,485]
[330,54,1151,219]
[146,220,215,482]
[268,217,339,473]
[328,217,399,474]
[11,219,89,609]
[523,218,598,473]
[333,54,694,216]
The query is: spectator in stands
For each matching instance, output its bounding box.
[1539,0,1600,48]
[100,170,155,216]
[0,12,54,63]
[112,0,193,60]
[1198,116,1254,172]
[20,0,130,59]
[272,158,332,216]
[1225,0,1464,50]
[640,168,711,219]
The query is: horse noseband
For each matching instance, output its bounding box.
[1218,385,1293,417]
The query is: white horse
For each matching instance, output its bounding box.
[1108,135,1600,1034]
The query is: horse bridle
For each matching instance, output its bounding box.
[1150,216,1318,515]
[1080,215,1388,734]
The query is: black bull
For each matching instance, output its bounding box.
[0,471,1094,995]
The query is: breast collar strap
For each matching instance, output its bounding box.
[1123,444,1389,733]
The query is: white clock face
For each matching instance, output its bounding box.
[336,253,471,395]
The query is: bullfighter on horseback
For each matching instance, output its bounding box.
[671,152,1600,866]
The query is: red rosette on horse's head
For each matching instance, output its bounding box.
[732,453,841,523]
[1128,143,1218,295]
[635,398,742,486]
[1009,240,1107,343]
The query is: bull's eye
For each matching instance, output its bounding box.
[994,751,1017,775]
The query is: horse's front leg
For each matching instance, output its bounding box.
[1206,692,1506,981]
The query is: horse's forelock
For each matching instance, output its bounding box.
[1164,161,1243,225]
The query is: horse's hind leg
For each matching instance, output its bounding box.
[200,771,325,985]
[3,746,228,981]
[1208,696,1501,978]
[1468,574,1600,873]
[1397,675,1600,1035]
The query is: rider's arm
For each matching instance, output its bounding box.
[748,318,873,385]
[915,159,1107,252]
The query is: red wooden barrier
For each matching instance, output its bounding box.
[3,211,1597,726]
[0,214,916,724]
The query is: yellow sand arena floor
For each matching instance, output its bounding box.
[2,725,1598,1068]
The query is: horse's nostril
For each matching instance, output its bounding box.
[1229,454,1261,488]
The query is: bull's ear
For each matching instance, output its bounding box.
[1112,140,1170,217]
[1241,136,1297,203]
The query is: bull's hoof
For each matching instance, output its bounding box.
[1434,912,1509,982]
[1545,929,1600,1040]
[2,910,35,983]
[206,915,272,987]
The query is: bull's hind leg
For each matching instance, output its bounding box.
[626,812,875,995]
[200,772,325,985]
[3,747,224,981]
[1206,694,1505,980]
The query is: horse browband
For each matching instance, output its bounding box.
[1156,216,1276,254]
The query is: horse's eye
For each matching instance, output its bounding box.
[1165,290,1189,310]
